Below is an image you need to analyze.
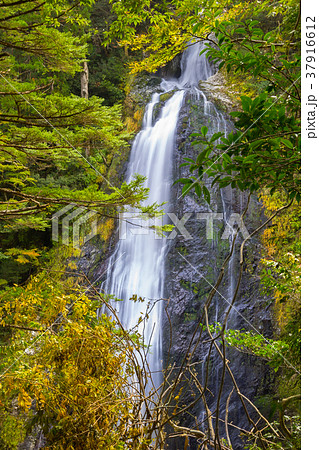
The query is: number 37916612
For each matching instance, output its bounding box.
[306,17,316,78]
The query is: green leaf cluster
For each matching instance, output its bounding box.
[0,0,165,285]
[208,322,290,372]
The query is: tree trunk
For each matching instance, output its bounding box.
[81,61,89,99]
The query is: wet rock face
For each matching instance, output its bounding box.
[155,54,182,79]
[199,72,235,113]
[128,74,163,106]
[163,92,274,449]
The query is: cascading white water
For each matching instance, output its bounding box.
[100,41,213,387]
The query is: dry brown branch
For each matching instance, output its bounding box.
[225,388,234,448]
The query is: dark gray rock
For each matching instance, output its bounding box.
[156,54,182,79]
[163,91,274,449]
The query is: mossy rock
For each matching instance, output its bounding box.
[159,90,176,103]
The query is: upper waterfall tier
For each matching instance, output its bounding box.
[161,40,213,91]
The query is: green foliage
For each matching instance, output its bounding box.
[0,415,26,449]
[180,95,300,200]
[104,0,192,72]
[244,415,301,449]
[179,5,300,200]
[67,0,129,106]
[88,56,127,105]
[0,0,164,285]
[0,0,150,229]
[259,192,301,371]
[207,322,290,372]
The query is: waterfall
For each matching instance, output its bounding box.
[100,41,214,389]
[98,40,261,448]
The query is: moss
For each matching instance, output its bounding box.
[219,66,264,109]
[0,415,26,449]
[177,246,188,256]
[159,90,176,103]
[184,312,197,322]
